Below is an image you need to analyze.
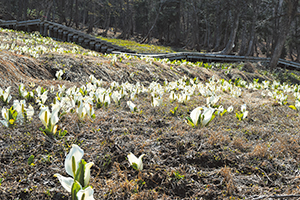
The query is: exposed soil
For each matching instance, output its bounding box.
[1,39,300,200]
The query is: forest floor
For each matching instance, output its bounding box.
[1,29,300,200]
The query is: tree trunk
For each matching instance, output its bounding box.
[74,0,78,28]
[174,0,181,46]
[87,1,95,34]
[213,0,221,51]
[269,0,298,71]
[246,0,258,56]
[220,11,240,55]
[67,0,74,26]
[297,45,300,62]
[141,3,162,44]
[238,22,248,56]
[23,0,29,20]
[191,0,200,50]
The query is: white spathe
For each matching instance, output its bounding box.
[127,101,136,112]
[53,173,74,193]
[77,186,95,200]
[295,101,300,111]
[190,106,215,127]
[127,152,145,170]
[54,144,94,193]
[190,107,203,126]
[38,105,60,133]
[227,105,234,113]
[65,144,84,178]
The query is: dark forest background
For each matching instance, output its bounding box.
[0,0,300,70]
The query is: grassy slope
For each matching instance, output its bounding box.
[98,36,176,53]
[1,28,300,199]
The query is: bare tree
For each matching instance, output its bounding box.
[269,0,299,71]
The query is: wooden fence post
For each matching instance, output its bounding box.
[43,22,49,37]
[48,25,54,37]
[53,26,59,39]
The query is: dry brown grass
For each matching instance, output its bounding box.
[2,30,300,199]
[250,142,270,159]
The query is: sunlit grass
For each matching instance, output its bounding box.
[98,36,176,54]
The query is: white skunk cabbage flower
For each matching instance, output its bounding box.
[50,85,55,93]
[111,91,122,105]
[1,107,10,127]
[227,105,234,113]
[76,100,94,120]
[241,104,246,112]
[36,90,48,105]
[189,106,215,127]
[54,144,94,193]
[127,152,145,170]
[26,105,34,119]
[53,174,74,193]
[241,104,248,119]
[39,105,60,134]
[12,100,34,123]
[58,84,66,94]
[65,144,85,178]
[19,84,28,98]
[55,69,64,80]
[169,91,177,101]
[0,86,12,104]
[216,105,224,115]
[177,93,190,104]
[60,97,76,112]
[131,92,137,101]
[206,95,220,106]
[295,101,300,111]
[127,101,137,112]
[77,186,95,200]
[151,95,163,107]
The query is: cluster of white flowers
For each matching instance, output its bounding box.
[3,28,300,199]
[0,28,98,58]
[3,70,300,131]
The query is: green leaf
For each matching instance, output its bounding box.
[186,116,194,127]
[131,163,138,171]
[289,105,297,110]
[236,112,242,121]
[220,109,227,117]
[170,107,177,115]
[199,114,204,127]
[28,155,34,165]
[72,156,76,178]
[75,159,86,187]
[58,130,68,138]
[205,113,216,127]
[71,180,82,200]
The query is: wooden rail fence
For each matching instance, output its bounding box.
[1,19,300,71]
[131,52,300,70]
